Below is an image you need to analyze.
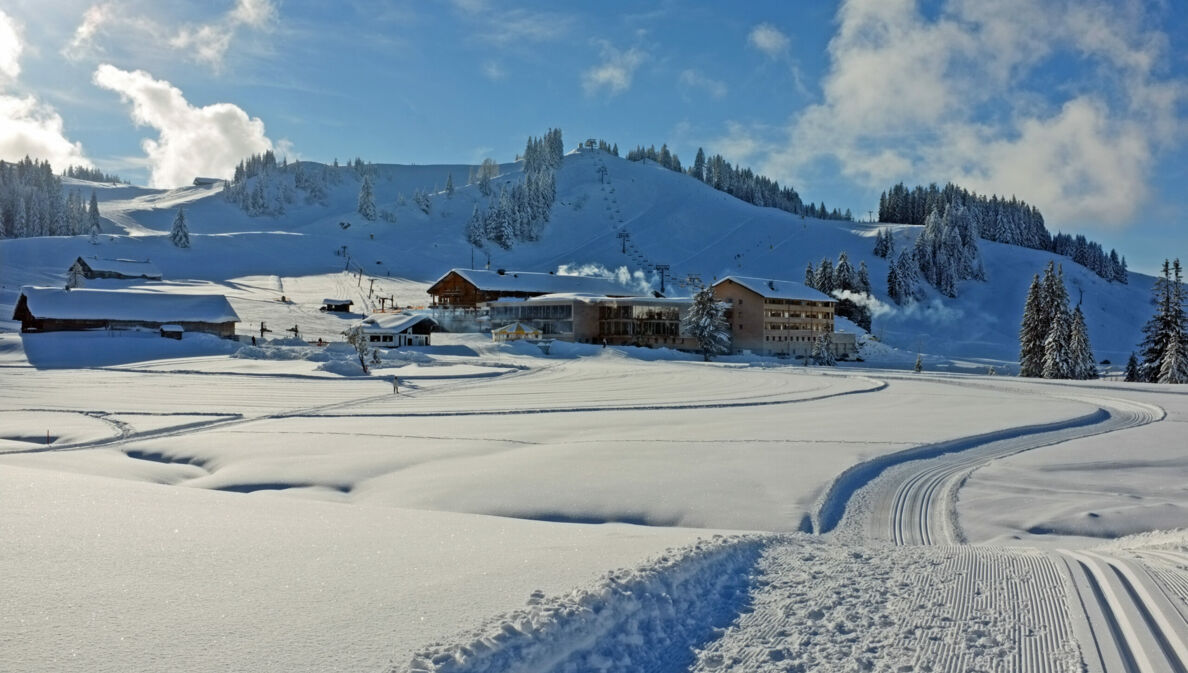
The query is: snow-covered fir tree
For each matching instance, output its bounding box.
[814,258,834,294]
[413,189,431,215]
[1124,352,1141,382]
[1018,272,1047,377]
[1138,259,1188,383]
[888,250,921,305]
[358,174,376,220]
[65,261,85,290]
[170,206,190,248]
[856,261,872,295]
[1068,306,1097,380]
[681,286,730,361]
[465,205,484,250]
[1040,267,1073,379]
[872,227,895,258]
[810,333,836,366]
[445,173,454,198]
[914,202,984,298]
[914,354,923,372]
[1020,261,1094,380]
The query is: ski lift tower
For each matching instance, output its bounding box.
[617,231,630,254]
[655,264,670,294]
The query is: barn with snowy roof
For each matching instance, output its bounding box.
[13,287,239,338]
[427,268,637,308]
[71,257,162,281]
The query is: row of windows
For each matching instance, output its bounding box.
[764,311,829,319]
[598,306,681,321]
[490,304,574,321]
[764,323,827,332]
[599,320,681,337]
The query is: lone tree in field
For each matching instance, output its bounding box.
[914,354,923,373]
[170,206,190,248]
[358,174,376,221]
[343,324,372,375]
[682,286,730,362]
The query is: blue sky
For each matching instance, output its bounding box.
[1,0,1186,273]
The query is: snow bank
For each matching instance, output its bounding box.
[404,535,766,673]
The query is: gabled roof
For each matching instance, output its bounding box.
[360,313,435,333]
[714,276,835,302]
[75,257,162,279]
[431,268,637,297]
[16,287,239,323]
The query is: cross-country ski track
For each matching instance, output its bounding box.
[397,375,1187,673]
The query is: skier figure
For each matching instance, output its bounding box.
[392,376,399,395]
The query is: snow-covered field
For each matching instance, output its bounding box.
[2,327,1186,672]
[2,153,1186,672]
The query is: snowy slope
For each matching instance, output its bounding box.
[1,150,1157,362]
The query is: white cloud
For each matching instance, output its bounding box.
[766,0,1187,230]
[230,0,278,28]
[64,3,112,59]
[64,0,277,69]
[679,69,727,99]
[0,10,22,84]
[0,94,90,169]
[582,43,647,97]
[748,23,789,58]
[93,64,275,187]
[0,10,90,170]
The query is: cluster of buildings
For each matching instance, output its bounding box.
[11,258,858,360]
[428,268,858,359]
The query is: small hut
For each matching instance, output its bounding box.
[321,298,354,312]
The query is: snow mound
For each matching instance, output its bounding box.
[403,535,766,673]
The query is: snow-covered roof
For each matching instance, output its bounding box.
[18,287,240,323]
[436,269,637,297]
[75,257,162,279]
[322,298,353,305]
[160,324,184,331]
[714,276,834,302]
[360,313,434,333]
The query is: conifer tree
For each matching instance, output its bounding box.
[1041,284,1072,379]
[466,205,484,249]
[88,190,100,234]
[1068,306,1096,380]
[804,262,815,289]
[810,333,836,366]
[1018,273,1047,377]
[445,173,454,198]
[1124,352,1141,382]
[682,287,730,361]
[914,354,923,372]
[66,261,85,290]
[358,175,377,220]
[857,261,871,295]
[1139,259,1188,383]
[170,206,190,248]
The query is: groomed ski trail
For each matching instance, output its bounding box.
[814,376,1185,673]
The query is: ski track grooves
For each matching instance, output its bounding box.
[816,376,1184,673]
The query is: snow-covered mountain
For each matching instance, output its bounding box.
[0,148,1155,363]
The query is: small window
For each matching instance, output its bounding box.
[369,335,380,342]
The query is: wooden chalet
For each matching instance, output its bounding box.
[13,287,239,338]
[72,257,162,281]
[427,268,636,308]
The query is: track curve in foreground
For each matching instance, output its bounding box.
[818,379,1184,673]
